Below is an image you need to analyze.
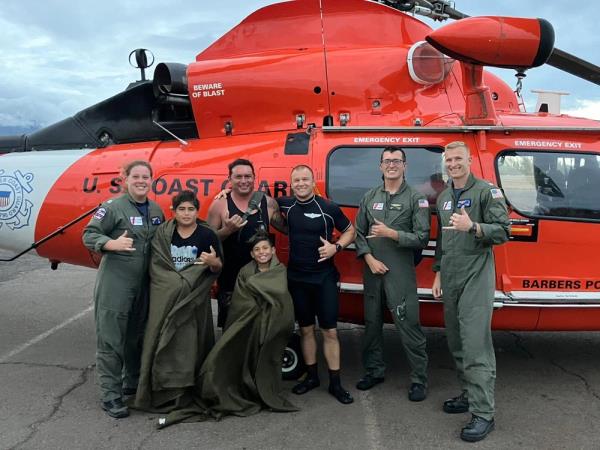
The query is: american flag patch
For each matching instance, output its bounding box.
[0,191,10,207]
[443,201,452,210]
[418,199,429,208]
[490,189,504,199]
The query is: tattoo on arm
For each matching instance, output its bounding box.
[268,197,288,233]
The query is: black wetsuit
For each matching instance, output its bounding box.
[277,195,351,329]
[217,193,269,326]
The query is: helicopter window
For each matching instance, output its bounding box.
[327,146,445,207]
[497,151,600,221]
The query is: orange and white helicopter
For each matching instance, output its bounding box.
[1,0,599,339]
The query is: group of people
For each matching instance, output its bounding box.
[82,141,509,442]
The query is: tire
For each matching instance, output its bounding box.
[281,333,305,380]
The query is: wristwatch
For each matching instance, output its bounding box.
[335,243,343,253]
[469,222,478,234]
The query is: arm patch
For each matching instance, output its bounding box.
[490,188,504,199]
[93,207,107,220]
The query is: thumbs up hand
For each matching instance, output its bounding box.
[223,211,248,233]
[197,245,222,272]
[367,218,394,239]
[442,206,473,232]
[317,236,337,263]
[108,229,135,252]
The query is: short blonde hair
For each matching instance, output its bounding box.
[444,141,470,155]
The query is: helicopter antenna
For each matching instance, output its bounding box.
[152,120,189,146]
[129,48,155,82]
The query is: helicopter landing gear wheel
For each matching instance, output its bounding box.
[282,333,305,380]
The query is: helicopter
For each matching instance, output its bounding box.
[1,0,599,348]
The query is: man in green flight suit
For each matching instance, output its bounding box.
[83,160,164,418]
[355,147,430,401]
[432,141,509,442]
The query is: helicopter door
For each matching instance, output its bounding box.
[495,149,600,329]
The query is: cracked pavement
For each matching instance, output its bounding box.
[1,251,600,449]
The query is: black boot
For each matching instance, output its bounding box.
[443,390,469,414]
[460,414,495,442]
[292,363,320,395]
[328,369,353,404]
[102,398,129,419]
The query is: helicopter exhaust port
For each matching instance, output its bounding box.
[153,62,190,106]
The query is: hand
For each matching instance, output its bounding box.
[432,272,442,299]
[110,230,135,252]
[366,218,395,239]
[214,188,231,200]
[223,211,248,233]
[196,245,219,267]
[317,236,337,263]
[364,254,389,275]
[442,207,472,232]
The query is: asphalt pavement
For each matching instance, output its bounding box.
[1,250,599,450]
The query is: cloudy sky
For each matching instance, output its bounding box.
[1,0,599,135]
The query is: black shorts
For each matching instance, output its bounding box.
[287,270,339,329]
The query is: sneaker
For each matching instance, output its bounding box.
[292,377,320,395]
[408,383,427,402]
[443,390,469,414]
[328,384,354,404]
[460,414,495,442]
[102,398,129,419]
[356,375,384,391]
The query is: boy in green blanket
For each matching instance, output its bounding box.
[134,190,222,412]
[157,231,298,428]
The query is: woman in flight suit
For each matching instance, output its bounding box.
[83,160,164,419]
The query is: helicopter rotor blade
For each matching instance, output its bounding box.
[546,48,600,86]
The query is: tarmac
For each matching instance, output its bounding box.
[1,250,600,449]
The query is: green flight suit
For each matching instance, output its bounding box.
[433,173,509,421]
[83,193,164,402]
[355,182,430,385]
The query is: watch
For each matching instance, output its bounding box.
[335,243,343,253]
[469,222,478,234]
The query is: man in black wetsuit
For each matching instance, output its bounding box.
[207,159,285,327]
[278,165,356,404]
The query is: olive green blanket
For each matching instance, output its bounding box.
[134,219,219,412]
[157,255,298,428]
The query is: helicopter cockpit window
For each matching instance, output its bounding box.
[497,150,600,221]
[327,146,445,207]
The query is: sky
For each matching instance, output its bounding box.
[1,0,599,135]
